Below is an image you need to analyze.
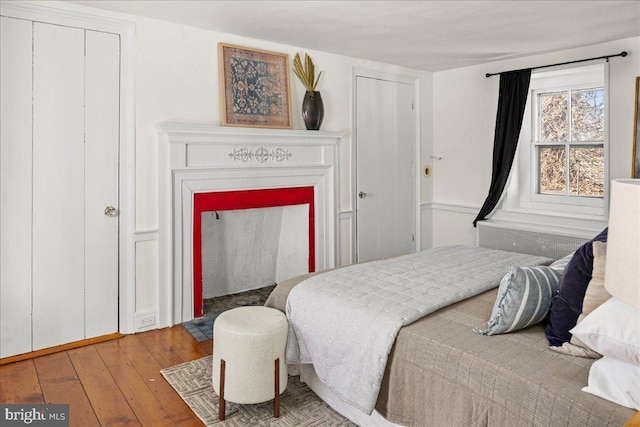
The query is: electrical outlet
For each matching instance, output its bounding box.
[135,312,157,330]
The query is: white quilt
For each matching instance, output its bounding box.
[285,246,551,414]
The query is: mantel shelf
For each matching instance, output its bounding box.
[156,124,343,146]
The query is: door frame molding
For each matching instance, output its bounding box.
[351,68,421,262]
[1,1,137,333]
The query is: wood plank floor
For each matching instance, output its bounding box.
[0,326,212,426]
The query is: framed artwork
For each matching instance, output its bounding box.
[218,43,292,129]
[634,75,640,178]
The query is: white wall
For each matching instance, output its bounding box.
[132,18,432,314]
[16,1,637,330]
[32,1,433,321]
[431,37,640,247]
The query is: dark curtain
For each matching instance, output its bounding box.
[473,69,532,227]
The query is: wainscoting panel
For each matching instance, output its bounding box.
[338,211,354,266]
[134,230,160,331]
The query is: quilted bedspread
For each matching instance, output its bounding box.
[285,245,551,414]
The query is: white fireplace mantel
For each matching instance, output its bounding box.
[156,124,342,326]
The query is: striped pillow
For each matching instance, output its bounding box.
[549,251,574,270]
[475,264,565,336]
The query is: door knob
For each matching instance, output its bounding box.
[104,206,118,217]
[358,191,367,199]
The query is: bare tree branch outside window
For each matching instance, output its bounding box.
[537,88,604,198]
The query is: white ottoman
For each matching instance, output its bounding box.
[212,306,288,421]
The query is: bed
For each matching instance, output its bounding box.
[265,245,636,427]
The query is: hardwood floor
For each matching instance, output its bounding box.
[0,326,212,426]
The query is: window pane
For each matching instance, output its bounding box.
[538,146,566,195]
[571,89,604,142]
[540,92,568,142]
[569,146,604,197]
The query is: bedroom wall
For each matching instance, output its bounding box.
[431,36,640,247]
[15,1,635,331]
[132,16,434,317]
[27,1,433,327]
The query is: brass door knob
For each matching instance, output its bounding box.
[104,206,118,217]
[358,191,367,199]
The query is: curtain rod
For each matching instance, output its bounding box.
[485,51,628,78]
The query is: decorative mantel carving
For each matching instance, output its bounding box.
[156,124,342,326]
[228,147,292,163]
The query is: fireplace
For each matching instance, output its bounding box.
[157,125,341,326]
[193,187,315,317]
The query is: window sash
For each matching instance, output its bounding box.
[533,142,605,199]
[535,87,605,145]
[531,82,605,201]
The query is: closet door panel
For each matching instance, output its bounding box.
[356,76,415,262]
[84,30,120,338]
[0,17,34,358]
[32,23,85,350]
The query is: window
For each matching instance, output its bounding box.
[503,63,608,219]
[535,86,605,198]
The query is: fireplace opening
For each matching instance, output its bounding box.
[201,204,308,295]
[193,187,315,317]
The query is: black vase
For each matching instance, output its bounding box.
[302,91,324,131]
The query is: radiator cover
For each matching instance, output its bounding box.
[478,223,589,260]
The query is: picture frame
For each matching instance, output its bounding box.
[633,75,640,178]
[218,43,292,129]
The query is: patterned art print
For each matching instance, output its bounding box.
[219,44,292,129]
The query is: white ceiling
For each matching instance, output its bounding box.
[68,0,640,71]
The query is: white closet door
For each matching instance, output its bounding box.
[0,17,34,358]
[356,76,415,262]
[0,17,120,358]
[32,22,87,350]
[84,30,120,338]
[30,25,120,349]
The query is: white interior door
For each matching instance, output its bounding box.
[356,76,415,262]
[0,18,120,357]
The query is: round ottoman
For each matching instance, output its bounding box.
[212,306,288,421]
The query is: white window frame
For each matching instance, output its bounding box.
[501,62,609,222]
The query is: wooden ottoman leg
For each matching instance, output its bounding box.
[274,358,280,418]
[219,359,226,421]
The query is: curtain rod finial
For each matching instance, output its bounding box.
[485,73,492,78]
[621,51,628,57]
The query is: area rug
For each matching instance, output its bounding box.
[182,285,276,342]
[161,355,357,426]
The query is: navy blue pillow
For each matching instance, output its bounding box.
[545,228,608,347]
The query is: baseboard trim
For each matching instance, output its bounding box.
[0,333,124,365]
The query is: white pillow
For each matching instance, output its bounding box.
[582,356,640,410]
[570,297,640,366]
